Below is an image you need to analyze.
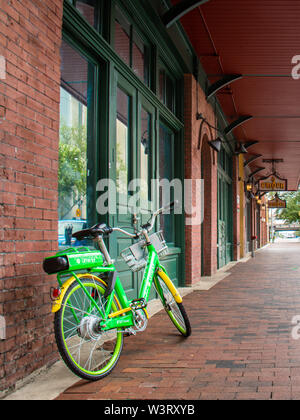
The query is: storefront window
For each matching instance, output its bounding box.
[75,0,100,30]
[116,88,131,197]
[115,8,131,66]
[115,7,149,85]
[159,64,176,113]
[132,31,149,84]
[59,40,95,249]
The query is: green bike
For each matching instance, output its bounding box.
[43,203,191,381]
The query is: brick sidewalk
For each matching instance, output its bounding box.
[56,243,300,400]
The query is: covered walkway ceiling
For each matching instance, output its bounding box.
[169,0,300,190]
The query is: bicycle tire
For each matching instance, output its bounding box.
[154,272,191,337]
[54,275,123,381]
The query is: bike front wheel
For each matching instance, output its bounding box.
[54,275,123,381]
[154,271,191,337]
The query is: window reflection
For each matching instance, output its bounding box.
[115,8,131,66]
[59,40,95,248]
[116,88,130,197]
[115,7,149,85]
[140,109,151,203]
[76,0,99,30]
[159,66,175,113]
[133,30,147,82]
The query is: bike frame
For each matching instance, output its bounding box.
[55,244,163,332]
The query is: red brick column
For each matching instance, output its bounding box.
[184,74,218,285]
[0,0,63,392]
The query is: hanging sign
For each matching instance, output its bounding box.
[258,174,287,192]
[268,194,287,209]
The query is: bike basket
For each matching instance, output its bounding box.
[120,241,147,273]
[149,231,168,257]
[120,231,169,272]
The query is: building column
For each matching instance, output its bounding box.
[184,74,218,285]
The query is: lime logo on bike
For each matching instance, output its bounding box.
[67,251,104,271]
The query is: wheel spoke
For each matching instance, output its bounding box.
[56,277,123,379]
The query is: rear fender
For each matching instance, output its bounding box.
[51,273,108,313]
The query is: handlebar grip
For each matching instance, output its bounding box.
[161,201,176,213]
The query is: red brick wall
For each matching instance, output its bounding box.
[184,74,218,284]
[0,0,63,393]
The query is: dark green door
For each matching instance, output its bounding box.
[109,72,156,300]
[217,150,233,269]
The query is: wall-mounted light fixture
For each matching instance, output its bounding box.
[234,142,248,155]
[208,138,222,153]
[207,136,248,155]
[246,182,253,192]
[197,113,252,156]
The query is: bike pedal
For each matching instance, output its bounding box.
[122,328,136,337]
[130,298,147,310]
[123,332,133,337]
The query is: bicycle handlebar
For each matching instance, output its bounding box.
[146,201,175,232]
[112,227,138,239]
[113,201,176,238]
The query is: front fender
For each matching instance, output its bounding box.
[156,268,183,304]
[51,274,107,313]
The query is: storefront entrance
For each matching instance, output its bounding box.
[217,148,233,269]
[58,1,186,300]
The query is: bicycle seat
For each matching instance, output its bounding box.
[72,223,113,241]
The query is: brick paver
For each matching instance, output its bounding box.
[56,243,300,400]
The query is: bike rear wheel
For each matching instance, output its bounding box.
[154,272,191,337]
[54,275,123,381]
